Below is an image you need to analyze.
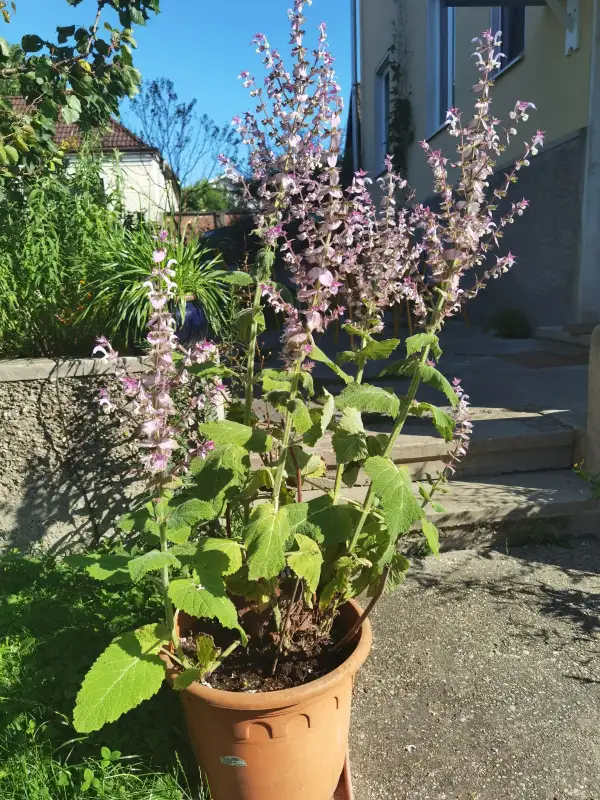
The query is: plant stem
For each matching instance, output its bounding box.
[210,640,241,674]
[331,565,391,652]
[332,463,343,504]
[271,362,301,512]
[244,281,263,426]
[346,292,446,554]
[333,337,368,504]
[159,516,183,660]
[271,576,301,675]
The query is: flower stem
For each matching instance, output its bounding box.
[244,281,263,427]
[333,337,368,504]
[271,361,301,512]
[271,575,301,675]
[159,515,183,660]
[347,293,446,554]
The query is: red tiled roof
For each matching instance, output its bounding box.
[9,96,156,153]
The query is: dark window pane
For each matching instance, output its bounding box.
[502,7,525,62]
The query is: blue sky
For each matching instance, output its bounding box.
[7,0,351,172]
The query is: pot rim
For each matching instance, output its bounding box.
[164,599,372,711]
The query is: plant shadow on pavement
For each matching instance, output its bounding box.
[0,554,199,786]
[410,536,600,646]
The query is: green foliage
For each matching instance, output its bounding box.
[244,504,290,581]
[73,625,169,733]
[310,343,353,383]
[199,419,273,453]
[336,382,400,418]
[412,402,455,442]
[332,407,368,464]
[168,577,244,637]
[287,534,323,593]
[0,553,204,798]
[381,361,458,407]
[364,457,423,537]
[421,518,441,556]
[182,178,243,212]
[405,332,442,359]
[0,0,160,188]
[304,390,335,446]
[84,226,235,346]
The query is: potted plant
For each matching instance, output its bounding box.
[68,6,542,800]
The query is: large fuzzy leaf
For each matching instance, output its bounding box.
[64,554,131,584]
[332,407,369,464]
[199,420,273,453]
[289,398,313,435]
[244,503,290,580]
[169,577,244,638]
[128,550,181,583]
[73,624,168,733]
[360,338,401,363]
[287,534,323,593]
[304,390,335,447]
[336,383,400,418]
[380,362,458,407]
[405,332,442,359]
[310,344,353,384]
[196,538,243,576]
[286,495,360,546]
[413,402,455,442]
[364,457,422,537]
[422,518,440,556]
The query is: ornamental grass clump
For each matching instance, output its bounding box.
[69,4,542,734]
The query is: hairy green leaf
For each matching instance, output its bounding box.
[244,504,290,580]
[304,389,335,447]
[336,383,400,418]
[380,362,458,407]
[289,398,313,435]
[221,271,254,286]
[385,552,411,593]
[64,554,131,584]
[406,332,442,359]
[234,306,265,341]
[361,338,401,362]
[173,667,202,691]
[73,624,168,733]
[413,402,455,442]
[364,457,422,537]
[287,534,323,593]
[310,344,353,384]
[332,407,369,464]
[199,420,273,453]
[127,550,181,583]
[196,538,243,576]
[169,577,244,637]
[422,518,440,555]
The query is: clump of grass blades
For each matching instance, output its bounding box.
[0,552,207,799]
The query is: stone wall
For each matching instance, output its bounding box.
[0,358,145,553]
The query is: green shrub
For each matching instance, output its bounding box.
[0,143,235,358]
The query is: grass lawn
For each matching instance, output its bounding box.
[0,553,208,799]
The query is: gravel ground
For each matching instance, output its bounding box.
[350,539,600,800]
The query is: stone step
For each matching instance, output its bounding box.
[304,468,599,550]
[308,407,579,482]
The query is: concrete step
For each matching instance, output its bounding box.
[308,407,579,482]
[304,468,599,550]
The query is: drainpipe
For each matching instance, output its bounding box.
[350,0,360,172]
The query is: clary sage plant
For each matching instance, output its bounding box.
[69,3,543,734]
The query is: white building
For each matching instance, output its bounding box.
[12,97,179,220]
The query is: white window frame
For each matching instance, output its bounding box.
[491,6,526,76]
[375,55,391,175]
[426,0,455,139]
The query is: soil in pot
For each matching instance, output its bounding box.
[177,608,356,692]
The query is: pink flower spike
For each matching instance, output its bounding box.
[153,249,167,263]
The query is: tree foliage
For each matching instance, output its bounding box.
[0,0,160,192]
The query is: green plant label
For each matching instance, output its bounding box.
[220,756,247,767]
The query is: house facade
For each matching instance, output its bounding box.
[11,98,179,221]
[358,0,599,330]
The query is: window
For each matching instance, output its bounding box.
[426,0,455,137]
[491,6,525,69]
[375,56,391,174]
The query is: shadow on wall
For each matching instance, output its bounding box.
[0,367,139,553]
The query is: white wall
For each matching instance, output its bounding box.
[101,151,179,220]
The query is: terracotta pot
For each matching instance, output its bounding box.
[165,600,371,800]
